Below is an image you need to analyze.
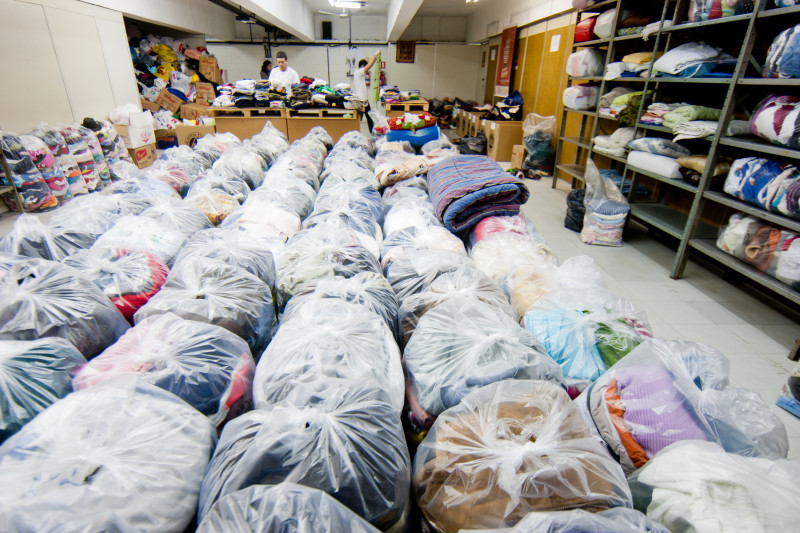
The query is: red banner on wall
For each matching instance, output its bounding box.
[494,26,517,97]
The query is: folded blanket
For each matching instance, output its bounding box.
[593,127,635,157]
[427,155,530,233]
[628,151,683,179]
[663,105,721,129]
[673,119,751,141]
[599,87,633,108]
[653,41,727,75]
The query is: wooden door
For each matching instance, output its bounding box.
[484,44,499,105]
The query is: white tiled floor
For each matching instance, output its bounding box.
[521,177,800,457]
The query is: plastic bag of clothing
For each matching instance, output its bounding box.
[381,225,466,270]
[0,338,86,443]
[469,232,557,284]
[562,84,599,110]
[629,441,800,532]
[276,225,382,305]
[249,174,316,219]
[303,208,383,259]
[212,147,267,190]
[413,380,632,533]
[267,150,322,191]
[458,132,487,155]
[383,203,442,236]
[566,49,604,77]
[469,214,537,246]
[468,508,668,533]
[750,94,800,150]
[45,197,118,246]
[522,113,555,174]
[77,125,111,184]
[382,178,429,205]
[565,188,586,232]
[523,306,644,382]
[384,249,469,304]
[29,122,87,196]
[222,199,302,242]
[321,161,380,191]
[18,134,71,203]
[0,131,57,211]
[253,299,404,412]
[58,124,101,191]
[304,125,334,150]
[315,181,384,225]
[577,338,789,475]
[593,8,616,38]
[160,144,211,176]
[145,159,194,196]
[198,383,410,529]
[189,171,250,204]
[0,379,216,533]
[63,248,169,321]
[282,271,399,338]
[243,135,288,168]
[193,135,224,167]
[74,313,254,427]
[92,215,187,267]
[404,297,564,423]
[197,483,381,533]
[689,0,748,22]
[0,214,94,261]
[135,257,276,354]
[174,228,277,287]
[0,258,129,358]
[397,265,514,347]
[502,256,608,318]
[764,24,800,79]
[581,159,629,246]
[140,197,213,237]
[187,187,240,225]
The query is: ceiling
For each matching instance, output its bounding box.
[304,0,484,17]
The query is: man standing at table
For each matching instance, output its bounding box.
[268,51,300,93]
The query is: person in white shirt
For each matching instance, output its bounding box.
[353,51,379,131]
[267,51,300,93]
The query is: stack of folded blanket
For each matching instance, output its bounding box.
[673,119,750,141]
[639,102,684,126]
[233,79,255,108]
[592,127,635,158]
[653,41,735,78]
[289,84,312,109]
[662,104,721,130]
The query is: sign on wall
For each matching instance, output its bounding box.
[494,25,517,98]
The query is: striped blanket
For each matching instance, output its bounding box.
[427,155,530,233]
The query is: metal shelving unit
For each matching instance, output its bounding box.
[555,0,800,309]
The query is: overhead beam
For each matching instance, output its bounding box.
[236,0,316,42]
[387,0,424,41]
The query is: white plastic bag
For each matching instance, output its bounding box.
[581,159,629,246]
[566,49,604,77]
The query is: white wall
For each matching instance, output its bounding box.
[206,42,483,102]
[82,0,237,39]
[466,0,572,42]
[0,0,140,133]
[313,14,389,41]
[399,16,468,42]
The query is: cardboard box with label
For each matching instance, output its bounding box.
[140,97,161,112]
[113,111,155,149]
[199,57,222,84]
[155,89,183,114]
[155,125,216,149]
[483,120,523,162]
[128,143,156,168]
[511,144,526,168]
[195,82,216,105]
[181,103,211,121]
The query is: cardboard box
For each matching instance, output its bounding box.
[483,120,524,162]
[511,144,525,168]
[127,143,156,168]
[155,89,183,114]
[140,97,161,112]
[195,82,215,105]
[113,112,155,148]
[181,103,211,121]
[199,57,222,84]
[155,125,216,149]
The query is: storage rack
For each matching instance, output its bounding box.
[0,146,30,215]
[554,0,800,309]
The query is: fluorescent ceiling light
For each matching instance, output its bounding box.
[333,1,364,8]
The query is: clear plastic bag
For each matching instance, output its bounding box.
[253,299,404,413]
[404,297,564,420]
[174,228,277,287]
[58,124,101,191]
[221,199,302,242]
[92,215,187,267]
[593,8,616,38]
[276,225,382,306]
[469,508,668,532]
[0,379,216,533]
[30,122,87,196]
[266,147,323,191]
[628,441,800,532]
[0,131,57,211]
[0,338,86,443]
[197,483,381,533]
[315,181,384,226]
[303,208,383,259]
[413,380,632,532]
[562,85,599,110]
[159,144,213,176]
[108,161,182,199]
[18,134,72,203]
[282,271,399,339]
[212,147,267,190]
[187,188,239,225]
[0,214,94,261]
[577,338,789,475]
[248,174,316,219]
[321,160,380,190]
[197,383,410,530]
[566,49,604,77]
[63,247,169,321]
[0,258,129,358]
[522,113,556,174]
[382,179,430,206]
[380,225,466,270]
[384,249,469,303]
[145,159,194,197]
[134,257,277,354]
[303,126,334,151]
[581,160,629,246]
[188,171,250,204]
[140,197,213,237]
[77,125,111,184]
[470,214,537,246]
[73,312,254,428]
[397,265,514,347]
[469,232,557,284]
[383,203,442,236]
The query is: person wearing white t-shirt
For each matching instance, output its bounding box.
[268,51,300,93]
[353,51,379,131]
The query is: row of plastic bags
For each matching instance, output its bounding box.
[0,120,132,211]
